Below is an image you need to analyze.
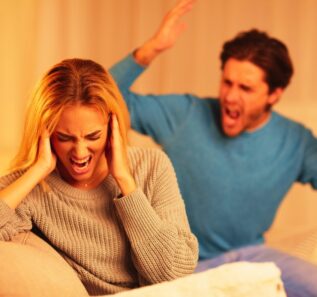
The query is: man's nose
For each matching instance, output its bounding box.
[225,87,239,103]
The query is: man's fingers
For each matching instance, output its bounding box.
[164,0,196,28]
[170,0,196,17]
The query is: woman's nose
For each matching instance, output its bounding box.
[72,141,89,159]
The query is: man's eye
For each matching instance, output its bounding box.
[241,85,252,92]
[223,80,232,87]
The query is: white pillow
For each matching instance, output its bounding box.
[110,262,286,297]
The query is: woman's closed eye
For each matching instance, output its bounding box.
[55,130,102,142]
[57,134,74,142]
[85,131,102,141]
[86,135,101,141]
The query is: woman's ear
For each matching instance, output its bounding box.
[268,87,284,106]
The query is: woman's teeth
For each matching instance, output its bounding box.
[70,157,91,168]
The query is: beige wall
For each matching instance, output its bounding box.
[0,0,316,238]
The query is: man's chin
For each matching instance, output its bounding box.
[222,126,242,137]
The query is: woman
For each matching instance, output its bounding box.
[0,58,198,296]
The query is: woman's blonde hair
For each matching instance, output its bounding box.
[10,58,130,172]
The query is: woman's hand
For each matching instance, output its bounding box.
[34,130,57,180]
[0,131,56,209]
[107,114,136,196]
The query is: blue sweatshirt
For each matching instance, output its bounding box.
[110,54,317,259]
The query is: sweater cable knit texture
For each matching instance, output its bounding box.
[0,147,198,295]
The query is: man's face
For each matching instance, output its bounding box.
[219,58,282,137]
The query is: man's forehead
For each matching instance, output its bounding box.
[222,58,266,84]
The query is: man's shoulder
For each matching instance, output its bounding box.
[272,111,312,132]
[270,111,317,145]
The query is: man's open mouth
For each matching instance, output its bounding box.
[225,107,240,120]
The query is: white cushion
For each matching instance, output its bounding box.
[110,262,286,297]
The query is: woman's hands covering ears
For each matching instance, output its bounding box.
[106,114,136,196]
[35,130,57,179]
[0,130,56,209]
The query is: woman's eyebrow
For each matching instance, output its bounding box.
[55,130,102,138]
[85,130,102,137]
[56,132,72,138]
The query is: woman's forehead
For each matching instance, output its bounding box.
[54,104,108,133]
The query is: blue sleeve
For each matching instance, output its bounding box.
[110,54,197,145]
[298,129,317,189]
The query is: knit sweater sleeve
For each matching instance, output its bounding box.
[110,54,197,145]
[113,148,198,284]
[0,172,33,241]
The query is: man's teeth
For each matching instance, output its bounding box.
[226,109,240,119]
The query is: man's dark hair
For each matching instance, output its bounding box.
[220,29,293,93]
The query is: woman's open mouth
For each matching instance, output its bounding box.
[70,156,92,174]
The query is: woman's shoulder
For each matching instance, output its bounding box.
[127,146,172,173]
[127,146,176,194]
[128,146,169,160]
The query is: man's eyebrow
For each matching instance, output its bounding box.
[239,82,253,89]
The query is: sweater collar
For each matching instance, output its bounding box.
[45,171,119,200]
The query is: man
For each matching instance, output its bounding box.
[110,0,317,295]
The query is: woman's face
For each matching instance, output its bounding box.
[51,104,109,189]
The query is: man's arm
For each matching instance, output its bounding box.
[298,129,317,189]
[111,0,196,89]
[110,0,198,145]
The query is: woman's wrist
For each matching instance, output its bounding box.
[31,161,52,181]
[116,175,137,197]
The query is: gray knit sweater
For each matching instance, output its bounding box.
[0,147,198,295]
